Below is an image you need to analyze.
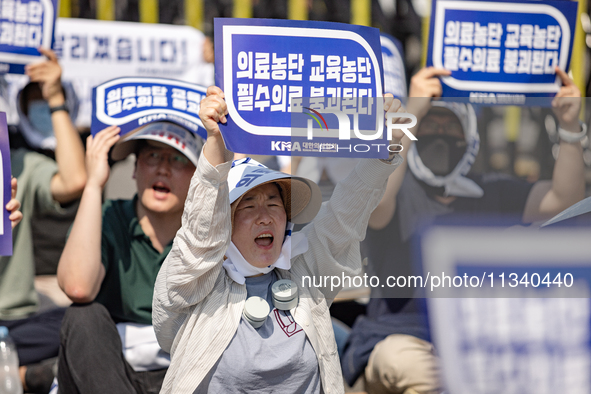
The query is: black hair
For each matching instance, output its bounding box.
[274,181,283,194]
[19,82,43,116]
[134,140,149,157]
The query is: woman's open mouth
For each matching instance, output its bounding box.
[255,233,274,247]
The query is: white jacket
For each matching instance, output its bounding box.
[152,150,402,394]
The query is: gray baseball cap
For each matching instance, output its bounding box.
[111,122,203,166]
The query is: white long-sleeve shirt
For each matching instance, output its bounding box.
[153,151,402,394]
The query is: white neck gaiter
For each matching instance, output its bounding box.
[223,223,309,284]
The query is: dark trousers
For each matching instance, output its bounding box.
[57,303,167,394]
[0,307,66,366]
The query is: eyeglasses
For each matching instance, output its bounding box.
[139,150,191,170]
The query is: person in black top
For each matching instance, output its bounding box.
[342,66,586,394]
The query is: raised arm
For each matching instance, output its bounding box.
[523,68,585,222]
[25,48,87,204]
[369,67,451,230]
[57,126,121,303]
[153,86,234,351]
[299,158,401,302]
[201,86,231,166]
[296,95,404,301]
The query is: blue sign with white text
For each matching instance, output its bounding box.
[0,0,57,74]
[0,112,11,255]
[418,222,591,393]
[381,33,406,99]
[91,77,208,139]
[426,0,577,104]
[214,18,386,157]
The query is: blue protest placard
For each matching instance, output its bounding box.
[381,33,406,99]
[426,0,578,104]
[417,222,591,392]
[0,112,12,255]
[0,0,58,74]
[53,18,213,128]
[215,18,387,158]
[91,77,208,139]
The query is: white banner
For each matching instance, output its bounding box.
[3,18,214,127]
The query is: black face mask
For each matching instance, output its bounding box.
[415,135,467,176]
[417,180,446,199]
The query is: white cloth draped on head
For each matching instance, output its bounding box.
[407,101,484,198]
[223,223,309,284]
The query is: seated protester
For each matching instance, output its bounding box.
[56,122,203,393]
[0,48,86,393]
[152,86,404,393]
[342,67,585,394]
[20,59,81,295]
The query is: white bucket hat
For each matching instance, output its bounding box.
[223,158,321,284]
[228,158,322,225]
[111,122,203,166]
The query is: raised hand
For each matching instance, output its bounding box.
[24,47,64,107]
[85,126,121,190]
[199,86,228,138]
[7,177,22,229]
[200,86,230,166]
[407,67,451,120]
[552,67,582,132]
[383,94,406,145]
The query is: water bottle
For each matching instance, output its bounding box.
[0,326,23,394]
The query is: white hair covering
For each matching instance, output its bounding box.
[407,101,484,198]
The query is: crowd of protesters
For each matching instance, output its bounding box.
[0,10,589,394]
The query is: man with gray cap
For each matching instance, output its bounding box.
[56,121,202,393]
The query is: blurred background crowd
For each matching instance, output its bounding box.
[48,0,591,188]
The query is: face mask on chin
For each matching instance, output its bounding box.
[27,100,54,138]
[415,135,467,176]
